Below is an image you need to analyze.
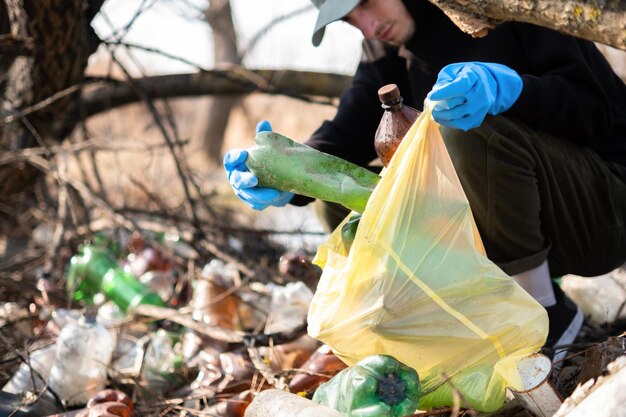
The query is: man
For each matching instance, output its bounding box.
[224,0,626,362]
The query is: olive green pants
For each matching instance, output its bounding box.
[314,115,626,277]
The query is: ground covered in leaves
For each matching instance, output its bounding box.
[0,221,625,417]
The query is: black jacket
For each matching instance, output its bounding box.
[302,0,626,182]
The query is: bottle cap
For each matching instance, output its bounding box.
[378,84,400,105]
[82,306,98,324]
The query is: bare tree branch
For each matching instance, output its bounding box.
[243,5,313,56]
[82,69,350,118]
[109,50,200,226]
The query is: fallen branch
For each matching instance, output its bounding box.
[133,304,307,347]
[429,0,626,50]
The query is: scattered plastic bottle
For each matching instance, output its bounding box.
[288,344,348,395]
[161,232,198,259]
[49,389,134,417]
[192,260,239,329]
[96,301,129,355]
[140,329,186,396]
[200,390,252,417]
[0,390,62,416]
[144,329,178,374]
[245,389,342,417]
[139,270,175,302]
[2,344,56,394]
[278,251,321,291]
[48,310,115,406]
[66,244,164,312]
[125,232,174,277]
[264,281,313,334]
[313,354,420,417]
[374,84,421,167]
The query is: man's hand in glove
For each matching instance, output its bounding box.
[427,62,523,131]
[224,120,294,210]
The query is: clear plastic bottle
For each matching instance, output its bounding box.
[374,84,421,167]
[48,311,115,405]
[245,389,342,417]
[2,344,56,394]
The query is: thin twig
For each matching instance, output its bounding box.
[109,50,200,227]
[243,5,313,56]
[0,84,83,127]
[113,40,216,224]
[0,137,192,167]
[102,0,158,44]
[80,120,108,200]
[19,152,140,232]
[20,118,76,273]
[104,40,206,71]
[0,331,65,411]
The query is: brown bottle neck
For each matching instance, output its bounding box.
[381,96,403,112]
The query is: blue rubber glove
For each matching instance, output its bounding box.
[224,120,294,211]
[427,62,523,131]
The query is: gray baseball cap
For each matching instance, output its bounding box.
[311,0,361,46]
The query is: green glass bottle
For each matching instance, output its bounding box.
[66,244,165,312]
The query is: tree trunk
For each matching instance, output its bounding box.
[0,0,89,196]
[194,0,242,166]
[429,0,626,50]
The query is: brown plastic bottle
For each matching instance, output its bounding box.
[374,84,421,167]
[288,344,348,395]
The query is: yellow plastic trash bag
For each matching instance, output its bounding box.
[308,107,549,412]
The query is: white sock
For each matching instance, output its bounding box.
[512,260,556,307]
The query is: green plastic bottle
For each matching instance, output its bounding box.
[66,244,165,312]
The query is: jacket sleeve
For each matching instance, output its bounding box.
[506,24,617,145]
[291,40,408,206]
[304,40,410,165]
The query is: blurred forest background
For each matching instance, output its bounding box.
[2,0,626,290]
[0,0,365,288]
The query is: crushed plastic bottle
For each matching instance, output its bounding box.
[193,260,239,329]
[2,344,56,394]
[48,310,115,405]
[265,281,313,334]
[96,301,129,357]
[256,282,317,372]
[144,329,178,374]
[245,389,342,417]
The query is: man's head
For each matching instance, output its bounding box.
[311,0,416,47]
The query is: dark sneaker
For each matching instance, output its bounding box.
[542,282,584,365]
